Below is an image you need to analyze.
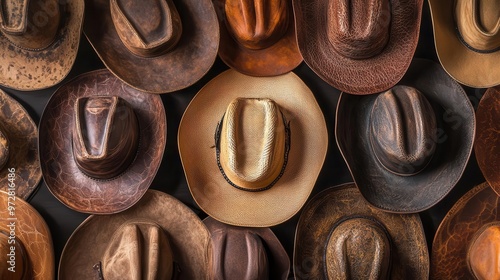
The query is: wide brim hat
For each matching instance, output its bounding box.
[0,89,41,200]
[293,0,423,94]
[178,69,327,227]
[84,0,219,94]
[0,0,83,91]
[39,69,166,214]
[475,87,500,195]
[213,0,302,76]
[294,183,429,279]
[336,59,475,213]
[0,191,54,279]
[428,0,500,88]
[59,190,212,280]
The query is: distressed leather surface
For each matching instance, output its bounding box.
[467,223,500,280]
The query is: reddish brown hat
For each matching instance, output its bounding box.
[293,0,423,94]
[214,0,302,76]
[39,69,166,214]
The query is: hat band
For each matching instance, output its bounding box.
[214,112,291,192]
[93,261,182,280]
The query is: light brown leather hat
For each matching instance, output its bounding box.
[429,0,500,88]
[0,0,83,91]
[294,183,429,280]
[84,0,219,94]
[336,59,475,213]
[0,89,41,200]
[179,69,327,227]
[203,217,290,279]
[39,69,166,214]
[293,0,423,94]
[0,191,54,279]
[431,182,500,279]
[59,190,212,280]
[214,0,302,76]
[475,87,500,196]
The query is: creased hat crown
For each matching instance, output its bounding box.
[468,223,500,280]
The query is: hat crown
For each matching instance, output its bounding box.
[370,86,437,176]
[225,0,289,50]
[0,231,30,280]
[72,96,139,180]
[326,217,391,280]
[110,0,182,57]
[0,129,9,170]
[0,0,60,50]
[455,0,500,52]
[468,223,500,280]
[327,0,391,59]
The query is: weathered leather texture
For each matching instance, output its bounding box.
[467,223,500,280]
[39,70,166,214]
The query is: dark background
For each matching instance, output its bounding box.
[1,1,487,278]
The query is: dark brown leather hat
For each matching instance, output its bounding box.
[214,0,302,76]
[39,69,166,214]
[294,183,429,279]
[84,0,219,93]
[293,0,423,95]
[475,87,500,196]
[203,217,289,280]
[0,0,83,91]
[336,59,475,213]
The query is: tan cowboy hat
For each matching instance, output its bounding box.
[0,191,54,279]
[84,0,219,93]
[0,0,84,91]
[59,190,212,280]
[475,87,500,196]
[39,69,166,214]
[336,59,475,213]
[179,69,327,227]
[203,217,289,279]
[431,182,500,279]
[294,183,429,279]
[213,0,302,76]
[293,0,423,94]
[429,0,500,88]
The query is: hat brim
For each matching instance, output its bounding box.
[293,183,429,279]
[59,190,212,280]
[429,0,500,88]
[0,90,41,200]
[214,0,302,76]
[475,87,500,195]
[431,182,495,279]
[0,191,54,279]
[39,70,166,214]
[293,0,423,94]
[178,69,328,227]
[84,0,219,94]
[0,0,83,91]
[335,59,475,213]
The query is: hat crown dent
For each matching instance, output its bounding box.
[326,217,391,280]
[0,129,9,170]
[225,0,289,50]
[468,223,500,280]
[0,231,30,280]
[370,86,437,176]
[327,0,391,59]
[455,0,500,51]
[72,96,139,180]
[110,0,182,57]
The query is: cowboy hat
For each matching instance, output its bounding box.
[336,59,475,213]
[0,89,41,200]
[294,183,429,279]
[0,0,84,91]
[431,182,500,279]
[475,87,500,196]
[0,190,54,279]
[428,0,500,88]
[293,0,423,94]
[203,217,289,279]
[178,69,327,227]
[213,0,302,76]
[59,190,212,280]
[84,0,219,93]
[39,69,166,214]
